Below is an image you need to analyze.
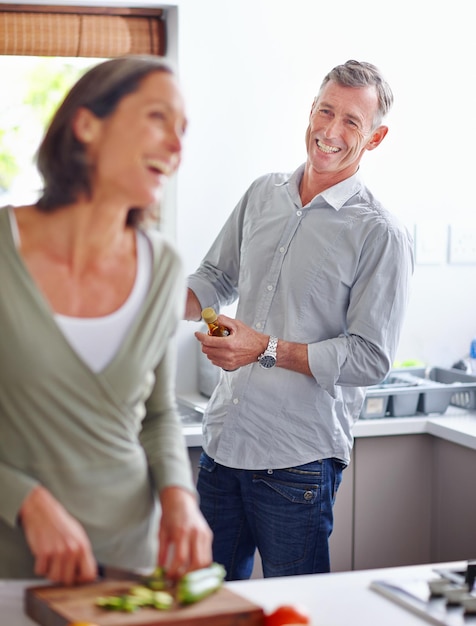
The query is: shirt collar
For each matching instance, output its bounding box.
[280,164,363,211]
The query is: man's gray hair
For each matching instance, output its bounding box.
[318,60,394,128]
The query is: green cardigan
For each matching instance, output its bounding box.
[0,206,194,578]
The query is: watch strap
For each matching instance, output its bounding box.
[259,335,278,360]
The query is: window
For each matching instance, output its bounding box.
[1,56,97,205]
[0,5,169,213]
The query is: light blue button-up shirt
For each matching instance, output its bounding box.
[188,165,414,469]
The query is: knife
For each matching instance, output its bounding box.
[97,563,157,582]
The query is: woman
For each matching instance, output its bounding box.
[0,55,212,584]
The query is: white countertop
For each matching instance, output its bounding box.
[3,561,468,626]
[229,561,468,625]
[180,392,476,451]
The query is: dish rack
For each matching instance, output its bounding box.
[360,367,476,419]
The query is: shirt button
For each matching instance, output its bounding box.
[232,398,239,405]
[255,322,262,329]
[296,210,302,217]
[279,246,285,253]
[267,285,273,291]
[304,490,313,501]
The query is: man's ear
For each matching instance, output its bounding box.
[72,107,101,144]
[366,125,388,151]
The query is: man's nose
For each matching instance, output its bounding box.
[323,118,339,138]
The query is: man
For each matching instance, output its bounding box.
[185,60,414,579]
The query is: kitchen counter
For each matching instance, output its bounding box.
[180,392,476,451]
[2,560,469,626]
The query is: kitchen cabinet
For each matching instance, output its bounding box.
[328,456,354,571]
[431,438,476,562]
[330,429,476,572]
[353,434,433,569]
[330,434,433,571]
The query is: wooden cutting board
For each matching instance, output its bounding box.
[25,580,265,626]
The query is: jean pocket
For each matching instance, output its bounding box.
[198,451,216,473]
[253,475,319,505]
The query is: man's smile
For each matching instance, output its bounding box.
[316,139,341,154]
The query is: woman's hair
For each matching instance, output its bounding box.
[36,55,176,227]
[318,59,394,128]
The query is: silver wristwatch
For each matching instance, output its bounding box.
[258,336,278,369]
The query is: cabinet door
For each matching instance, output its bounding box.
[329,457,354,571]
[432,438,476,562]
[353,434,433,569]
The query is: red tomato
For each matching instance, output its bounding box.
[265,604,312,626]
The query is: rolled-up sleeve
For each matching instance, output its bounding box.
[308,220,414,397]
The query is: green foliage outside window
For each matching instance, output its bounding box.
[0,57,94,195]
[0,129,18,191]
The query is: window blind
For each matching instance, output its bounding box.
[0,4,166,57]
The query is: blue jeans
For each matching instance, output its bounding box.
[197,452,345,580]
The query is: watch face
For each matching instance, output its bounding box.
[260,354,276,369]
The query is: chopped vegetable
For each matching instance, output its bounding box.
[145,566,169,590]
[96,594,143,613]
[95,587,174,612]
[152,590,174,610]
[95,562,226,613]
[176,562,226,605]
[265,604,312,626]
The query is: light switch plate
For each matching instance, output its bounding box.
[414,222,448,265]
[449,223,476,264]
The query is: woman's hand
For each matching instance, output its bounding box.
[19,485,97,585]
[157,486,213,579]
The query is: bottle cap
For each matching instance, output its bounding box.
[201,307,218,324]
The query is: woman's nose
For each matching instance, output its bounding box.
[165,122,183,154]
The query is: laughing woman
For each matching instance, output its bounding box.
[0,56,212,584]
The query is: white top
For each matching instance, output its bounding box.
[7,206,152,373]
[55,231,152,372]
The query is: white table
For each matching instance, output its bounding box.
[1,561,467,626]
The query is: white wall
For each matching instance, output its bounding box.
[4,0,475,392]
[172,0,476,392]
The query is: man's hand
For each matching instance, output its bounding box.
[195,315,268,371]
[196,314,312,376]
[158,486,213,578]
[19,485,97,585]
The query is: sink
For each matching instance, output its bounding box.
[176,399,204,425]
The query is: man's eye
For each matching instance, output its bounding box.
[150,111,166,120]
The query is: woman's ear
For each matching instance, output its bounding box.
[366,125,389,151]
[72,107,100,144]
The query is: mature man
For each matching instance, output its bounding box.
[185,60,414,579]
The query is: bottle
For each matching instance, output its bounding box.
[201,307,230,337]
[470,338,476,375]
